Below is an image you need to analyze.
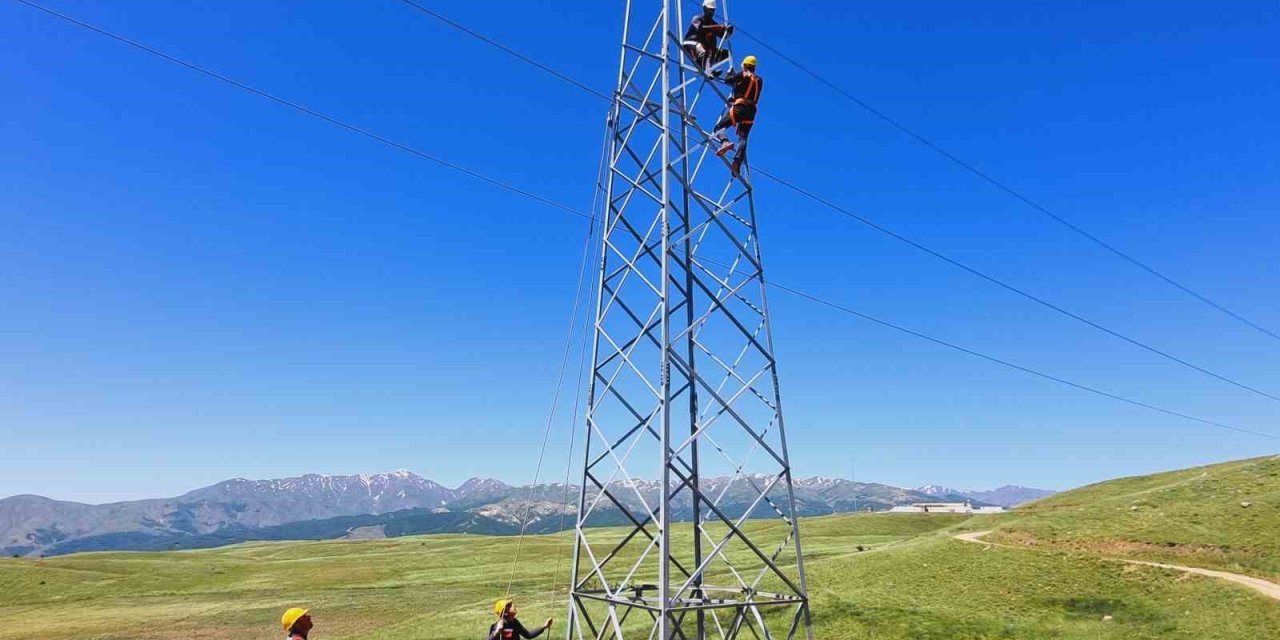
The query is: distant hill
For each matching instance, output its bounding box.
[916,484,1055,507]
[990,455,1280,580]
[1,471,1024,557]
[959,485,1055,507]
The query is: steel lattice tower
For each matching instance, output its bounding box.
[567,2,813,639]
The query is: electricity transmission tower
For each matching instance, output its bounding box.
[567,2,813,638]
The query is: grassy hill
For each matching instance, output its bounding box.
[1,503,1278,639]
[987,455,1280,580]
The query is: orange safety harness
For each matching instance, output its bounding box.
[728,72,762,127]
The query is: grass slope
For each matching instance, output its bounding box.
[1,508,1278,639]
[988,455,1280,580]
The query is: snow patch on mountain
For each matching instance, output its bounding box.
[915,484,962,497]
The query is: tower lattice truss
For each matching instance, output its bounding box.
[568,2,813,639]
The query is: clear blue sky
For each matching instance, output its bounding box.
[2,0,1277,504]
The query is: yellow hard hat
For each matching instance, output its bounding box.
[494,599,513,616]
[281,608,309,632]
[742,55,758,68]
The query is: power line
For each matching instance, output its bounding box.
[18,0,1275,441]
[732,25,1280,344]
[10,0,591,222]
[506,161,598,597]
[753,167,1280,404]
[552,174,605,598]
[766,280,1276,441]
[708,246,1277,441]
[394,1,616,109]
[394,0,612,102]
[385,1,1280,404]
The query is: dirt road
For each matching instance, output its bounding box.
[953,530,1280,602]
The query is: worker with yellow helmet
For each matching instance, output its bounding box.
[281,607,313,640]
[489,598,552,640]
[712,55,764,178]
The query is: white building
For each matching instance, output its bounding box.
[888,501,1005,514]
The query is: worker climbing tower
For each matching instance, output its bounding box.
[568,1,813,639]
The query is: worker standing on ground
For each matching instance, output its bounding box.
[712,55,763,178]
[682,0,733,75]
[281,607,313,640]
[489,599,552,640]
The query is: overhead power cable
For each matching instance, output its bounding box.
[384,1,1280,404]
[11,0,590,222]
[551,121,611,597]
[715,250,1276,441]
[765,281,1276,441]
[394,0,613,102]
[19,0,1275,441]
[506,163,598,597]
[731,26,1280,344]
[752,167,1280,404]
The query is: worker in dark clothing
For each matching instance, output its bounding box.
[281,608,313,640]
[489,599,552,640]
[712,55,763,178]
[682,0,733,75]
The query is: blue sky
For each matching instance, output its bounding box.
[2,0,1277,504]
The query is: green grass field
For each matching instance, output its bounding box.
[987,455,1280,581]
[2,501,1278,639]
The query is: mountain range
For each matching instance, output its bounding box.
[0,471,1052,557]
